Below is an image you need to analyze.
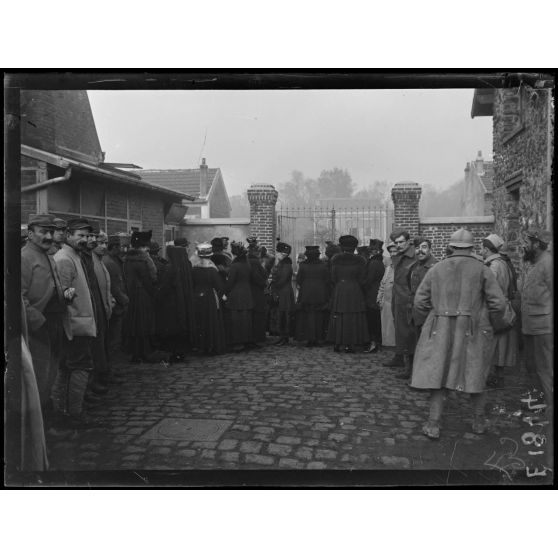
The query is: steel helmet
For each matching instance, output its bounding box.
[449,228,474,248]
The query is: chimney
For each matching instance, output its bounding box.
[476,150,484,175]
[200,157,208,197]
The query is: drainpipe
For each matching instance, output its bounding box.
[21,167,72,194]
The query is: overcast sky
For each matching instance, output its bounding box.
[88,89,493,197]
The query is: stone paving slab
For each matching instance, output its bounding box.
[45,341,550,483]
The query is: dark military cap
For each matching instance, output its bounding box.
[339,235,359,249]
[28,214,57,228]
[53,217,67,230]
[174,237,189,247]
[526,228,552,245]
[66,218,93,232]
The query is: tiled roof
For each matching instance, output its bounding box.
[134,168,219,198]
[474,160,494,193]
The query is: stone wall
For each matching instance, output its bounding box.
[491,87,553,274]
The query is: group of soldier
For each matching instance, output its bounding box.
[20,211,553,471]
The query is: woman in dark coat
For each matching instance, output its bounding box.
[326,235,370,352]
[224,241,254,351]
[248,241,269,345]
[268,241,295,346]
[295,246,330,346]
[363,239,386,353]
[156,245,195,362]
[191,243,227,355]
[123,231,159,363]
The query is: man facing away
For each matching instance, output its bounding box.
[410,228,510,440]
[52,219,98,429]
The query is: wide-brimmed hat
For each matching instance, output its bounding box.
[339,235,358,249]
[131,230,152,248]
[174,237,189,247]
[196,242,213,257]
[449,228,474,248]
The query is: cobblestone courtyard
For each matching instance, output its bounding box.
[44,340,547,483]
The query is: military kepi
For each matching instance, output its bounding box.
[28,214,57,228]
[66,218,94,232]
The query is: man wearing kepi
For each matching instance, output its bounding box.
[21,214,69,411]
[399,236,438,380]
[520,228,553,470]
[383,229,417,370]
[410,228,511,440]
[481,233,518,388]
[52,218,98,428]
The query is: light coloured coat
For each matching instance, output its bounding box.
[521,251,552,336]
[410,253,509,393]
[377,265,395,347]
[54,244,96,339]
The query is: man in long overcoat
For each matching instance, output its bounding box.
[410,228,510,439]
[363,239,385,353]
[481,233,518,388]
[269,241,295,345]
[383,229,417,369]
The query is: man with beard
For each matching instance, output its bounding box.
[52,219,98,428]
[48,218,67,255]
[520,228,553,471]
[397,236,438,380]
[21,214,69,414]
[383,229,417,370]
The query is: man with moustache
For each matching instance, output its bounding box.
[383,229,417,370]
[21,214,69,412]
[52,219,98,428]
[397,236,438,380]
[520,228,553,471]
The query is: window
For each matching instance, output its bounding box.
[48,181,80,213]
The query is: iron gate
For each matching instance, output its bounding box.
[276,203,393,260]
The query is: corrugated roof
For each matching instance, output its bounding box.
[135,168,219,198]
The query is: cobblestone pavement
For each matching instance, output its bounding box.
[45,339,549,482]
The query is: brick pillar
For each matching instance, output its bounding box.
[247,183,278,252]
[391,182,421,238]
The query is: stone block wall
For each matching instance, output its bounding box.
[491,87,553,274]
[247,183,278,252]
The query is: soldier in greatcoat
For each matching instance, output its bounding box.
[269,241,295,346]
[410,229,510,439]
[481,233,518,388]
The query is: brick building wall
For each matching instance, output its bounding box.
[391,184,495,260]
[247,184,279,252]
[491,87,553,274]
[391,182,421,238]
[419,217,495,260]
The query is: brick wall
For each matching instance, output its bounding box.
[491,87,553,276]
[419,217,495,260]
[391,182,421,238]
[247,184,278,252]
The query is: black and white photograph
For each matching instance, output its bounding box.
[5,71,554,489]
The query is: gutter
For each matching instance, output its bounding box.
[21,167,72,194]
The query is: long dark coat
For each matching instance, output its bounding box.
[191,264,226,355]
[363,254,385,309]
[326,252,369,345]
[123,250,157,345]
[410,254,508,393]
[156,246,195,343]
[295,259,329,342]
[224,255,254,344]
[269,256,295,337]
[249,254,268,343]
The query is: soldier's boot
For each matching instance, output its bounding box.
[423,389,444,440]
